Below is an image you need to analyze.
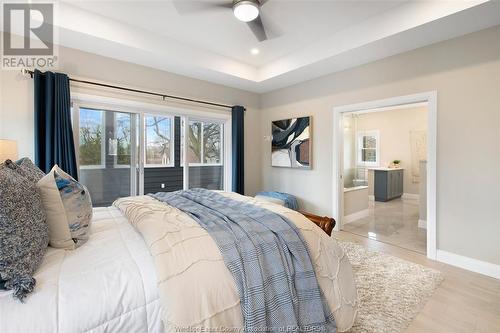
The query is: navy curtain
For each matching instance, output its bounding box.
[231,105,245,194]
[34,69,78,179]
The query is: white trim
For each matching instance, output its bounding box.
[333,91,437,260]
[138,113,145,195]
[402,193,420,202]
[144,164,175,168]
[223,119,232,192]
[351,101,428,115]
[186,163,223,167]
[418,219,427,229]
[130,114,138,196]
[182,115,189,190]
[368,195,375,201]
[344,185,368,193]
[437,250,500,280]
[344,209,369,224]
[71,93,231,121]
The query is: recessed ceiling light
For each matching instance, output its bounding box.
[233,0,259,22]
[250,48,259,55]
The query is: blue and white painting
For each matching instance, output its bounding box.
[271,116,311,169]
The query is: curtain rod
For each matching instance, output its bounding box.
[22,69,234,109]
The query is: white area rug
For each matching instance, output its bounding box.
[338,241,443,333]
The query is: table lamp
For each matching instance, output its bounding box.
[0,139,18,162]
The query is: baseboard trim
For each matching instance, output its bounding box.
[344,209,369,224]
[402,193,420,201]
[436,250,500,279]
[418,219,427,229]
[368,195,375,201]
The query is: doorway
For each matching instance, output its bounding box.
[332,92,437,259]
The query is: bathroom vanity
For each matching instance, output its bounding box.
[373,168,404,201]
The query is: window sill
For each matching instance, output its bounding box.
[145,165,175,168]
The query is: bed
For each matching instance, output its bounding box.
[0,207,163,333]
[0,191,358,333]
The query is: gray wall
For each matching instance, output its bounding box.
[260,25,500,265]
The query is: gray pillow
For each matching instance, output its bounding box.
[0,162,49,301]
[13,157,46,183]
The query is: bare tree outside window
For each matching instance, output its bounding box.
[79,108,103,166]
[203,123,221,164]
[145,116,172,166]
[182,120,222,165]
[188,122,202,163]
[116,113,131,165]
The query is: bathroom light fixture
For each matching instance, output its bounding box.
[233,0,259,22]
[250,48,259,55]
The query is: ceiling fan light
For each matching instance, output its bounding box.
[233,1,259,22]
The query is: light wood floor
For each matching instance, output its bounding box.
[334,231,500,333]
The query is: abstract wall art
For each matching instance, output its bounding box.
[271,116,311,169]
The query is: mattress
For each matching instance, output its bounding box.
[0,207,163,333]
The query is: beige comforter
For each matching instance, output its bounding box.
[114,192,358,332]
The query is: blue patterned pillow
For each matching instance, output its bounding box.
[37,165,93,249]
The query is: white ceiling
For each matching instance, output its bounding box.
[66,0,403,67]
[24,1,500,92]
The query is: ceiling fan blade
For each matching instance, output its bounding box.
[173,1,232,15]
[247,16,267,42]
[258,10,281,40]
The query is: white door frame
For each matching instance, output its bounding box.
[332,92,437,260]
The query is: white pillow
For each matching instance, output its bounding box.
[37,165,93,249]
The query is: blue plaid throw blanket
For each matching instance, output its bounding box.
[151,188,336,332]
[256,191,299,210]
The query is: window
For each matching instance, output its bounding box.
[181,120,223,166]
[203,122,222,164]
[114,112,132,166]
[79,108,105,168]
[145,115,174,167]
[357,130,379,166]
[188,121,202,164]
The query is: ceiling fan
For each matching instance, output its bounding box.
[173,0,274,42]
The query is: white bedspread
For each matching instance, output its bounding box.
[0,207,163,333]
[115,192,358,332]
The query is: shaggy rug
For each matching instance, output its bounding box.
[338,241,444,333]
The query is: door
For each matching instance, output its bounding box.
[74,103,231,203]
[74,106,139,207]
[183,118,225,190]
